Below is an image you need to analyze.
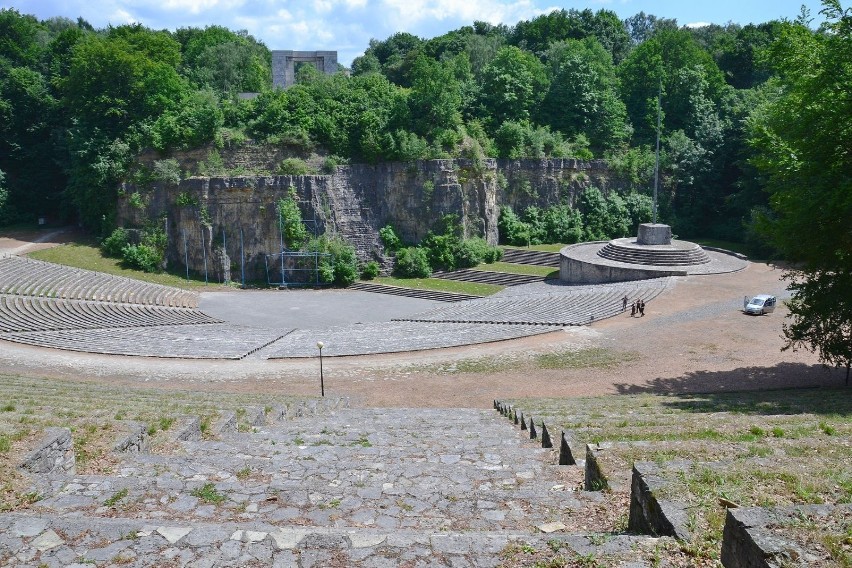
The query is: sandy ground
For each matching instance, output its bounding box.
[0,231,843,407]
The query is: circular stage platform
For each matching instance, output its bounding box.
[559,240,747,284]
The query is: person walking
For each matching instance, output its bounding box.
[622,295,628,311]
[630,301,636,317]
[639,299,645,317]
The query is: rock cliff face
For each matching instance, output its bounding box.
[117,158,616,281]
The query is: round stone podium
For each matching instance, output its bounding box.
[558,223,747,284]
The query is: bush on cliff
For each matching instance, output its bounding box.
[309,236,359,287]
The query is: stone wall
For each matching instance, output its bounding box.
[118,158,619,281]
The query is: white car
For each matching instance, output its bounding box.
[744,294,777,315]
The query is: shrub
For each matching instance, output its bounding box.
[394,247,431,278]
[456,237,502,268]
[379,225,402,252]
[542,204,584,244]
[361,261,380,280]
[498,206,532,246]
[309,236,358,287]
[121,244,162,273]
[278,187,309,248]
[101,228,129,258]
[421,232,460,271]
[322,155,346,173]
[151,159,182,185]
[278,157,312,175]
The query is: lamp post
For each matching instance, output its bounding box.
[316,341,325,397]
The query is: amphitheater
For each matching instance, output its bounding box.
[1,242,849,568]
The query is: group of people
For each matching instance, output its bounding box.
[621,295,645,317]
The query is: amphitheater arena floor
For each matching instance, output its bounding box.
[0,254,845,407]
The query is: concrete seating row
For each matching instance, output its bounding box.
[0,294,219,333]
[0,256,198,308]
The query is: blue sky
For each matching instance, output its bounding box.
[6,0,836,65]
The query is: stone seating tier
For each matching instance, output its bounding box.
[597,239,711,266]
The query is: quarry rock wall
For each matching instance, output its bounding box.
[118,158,617,281]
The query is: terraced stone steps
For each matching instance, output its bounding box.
[501,249,561,267]
[0,255,198,307]
[432,269,547,287]
[2,407,658,567]
[597,241,710,266]
[397,281,667,326]
[347,281,479,302]
[0,513,655,568]
[0,294,220,333]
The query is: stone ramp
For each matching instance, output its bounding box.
[2,407,658,567]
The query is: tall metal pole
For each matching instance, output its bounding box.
[653,78,662,224]
[240,227,245,288]
[201,226,208,285]
[183,229,189,282]
[317,341,325,397]
[221,228,226,284]
[278,203,285,286]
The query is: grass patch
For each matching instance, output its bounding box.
[507,387,852,564]
[190,482,225,504]
[503,244,566,253]
[28,239,220,290]
[471,262,558,278]
[372,276,502,297]
[535,348,639,370]
[103,488,128,507]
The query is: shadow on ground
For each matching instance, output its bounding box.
[614,362,850,415]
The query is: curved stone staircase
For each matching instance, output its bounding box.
[597,239,710,266]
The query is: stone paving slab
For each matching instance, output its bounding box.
[0,514,658,568]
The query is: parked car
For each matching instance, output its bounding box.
[744,294,777,315]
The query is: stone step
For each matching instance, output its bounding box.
[432,269,547,287]
[0,513,657,568]
[597,242,711,266]
[29,476,599,531]
[501,248,562,267]
[346,282,481,302]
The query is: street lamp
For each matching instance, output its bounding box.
[316,341,325,397]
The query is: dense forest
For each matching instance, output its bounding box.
[0,4,838,244]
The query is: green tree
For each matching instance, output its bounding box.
[407,55,463,138]
[541,38,630,152]
[480,46,548,125]
[748,1,852,382]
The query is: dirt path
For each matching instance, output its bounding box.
[0,261,842,406]
[0,227,80,255]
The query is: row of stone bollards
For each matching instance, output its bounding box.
[493,400,576,466]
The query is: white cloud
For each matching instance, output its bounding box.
[378,0,543,29]
[686,21,711,28]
